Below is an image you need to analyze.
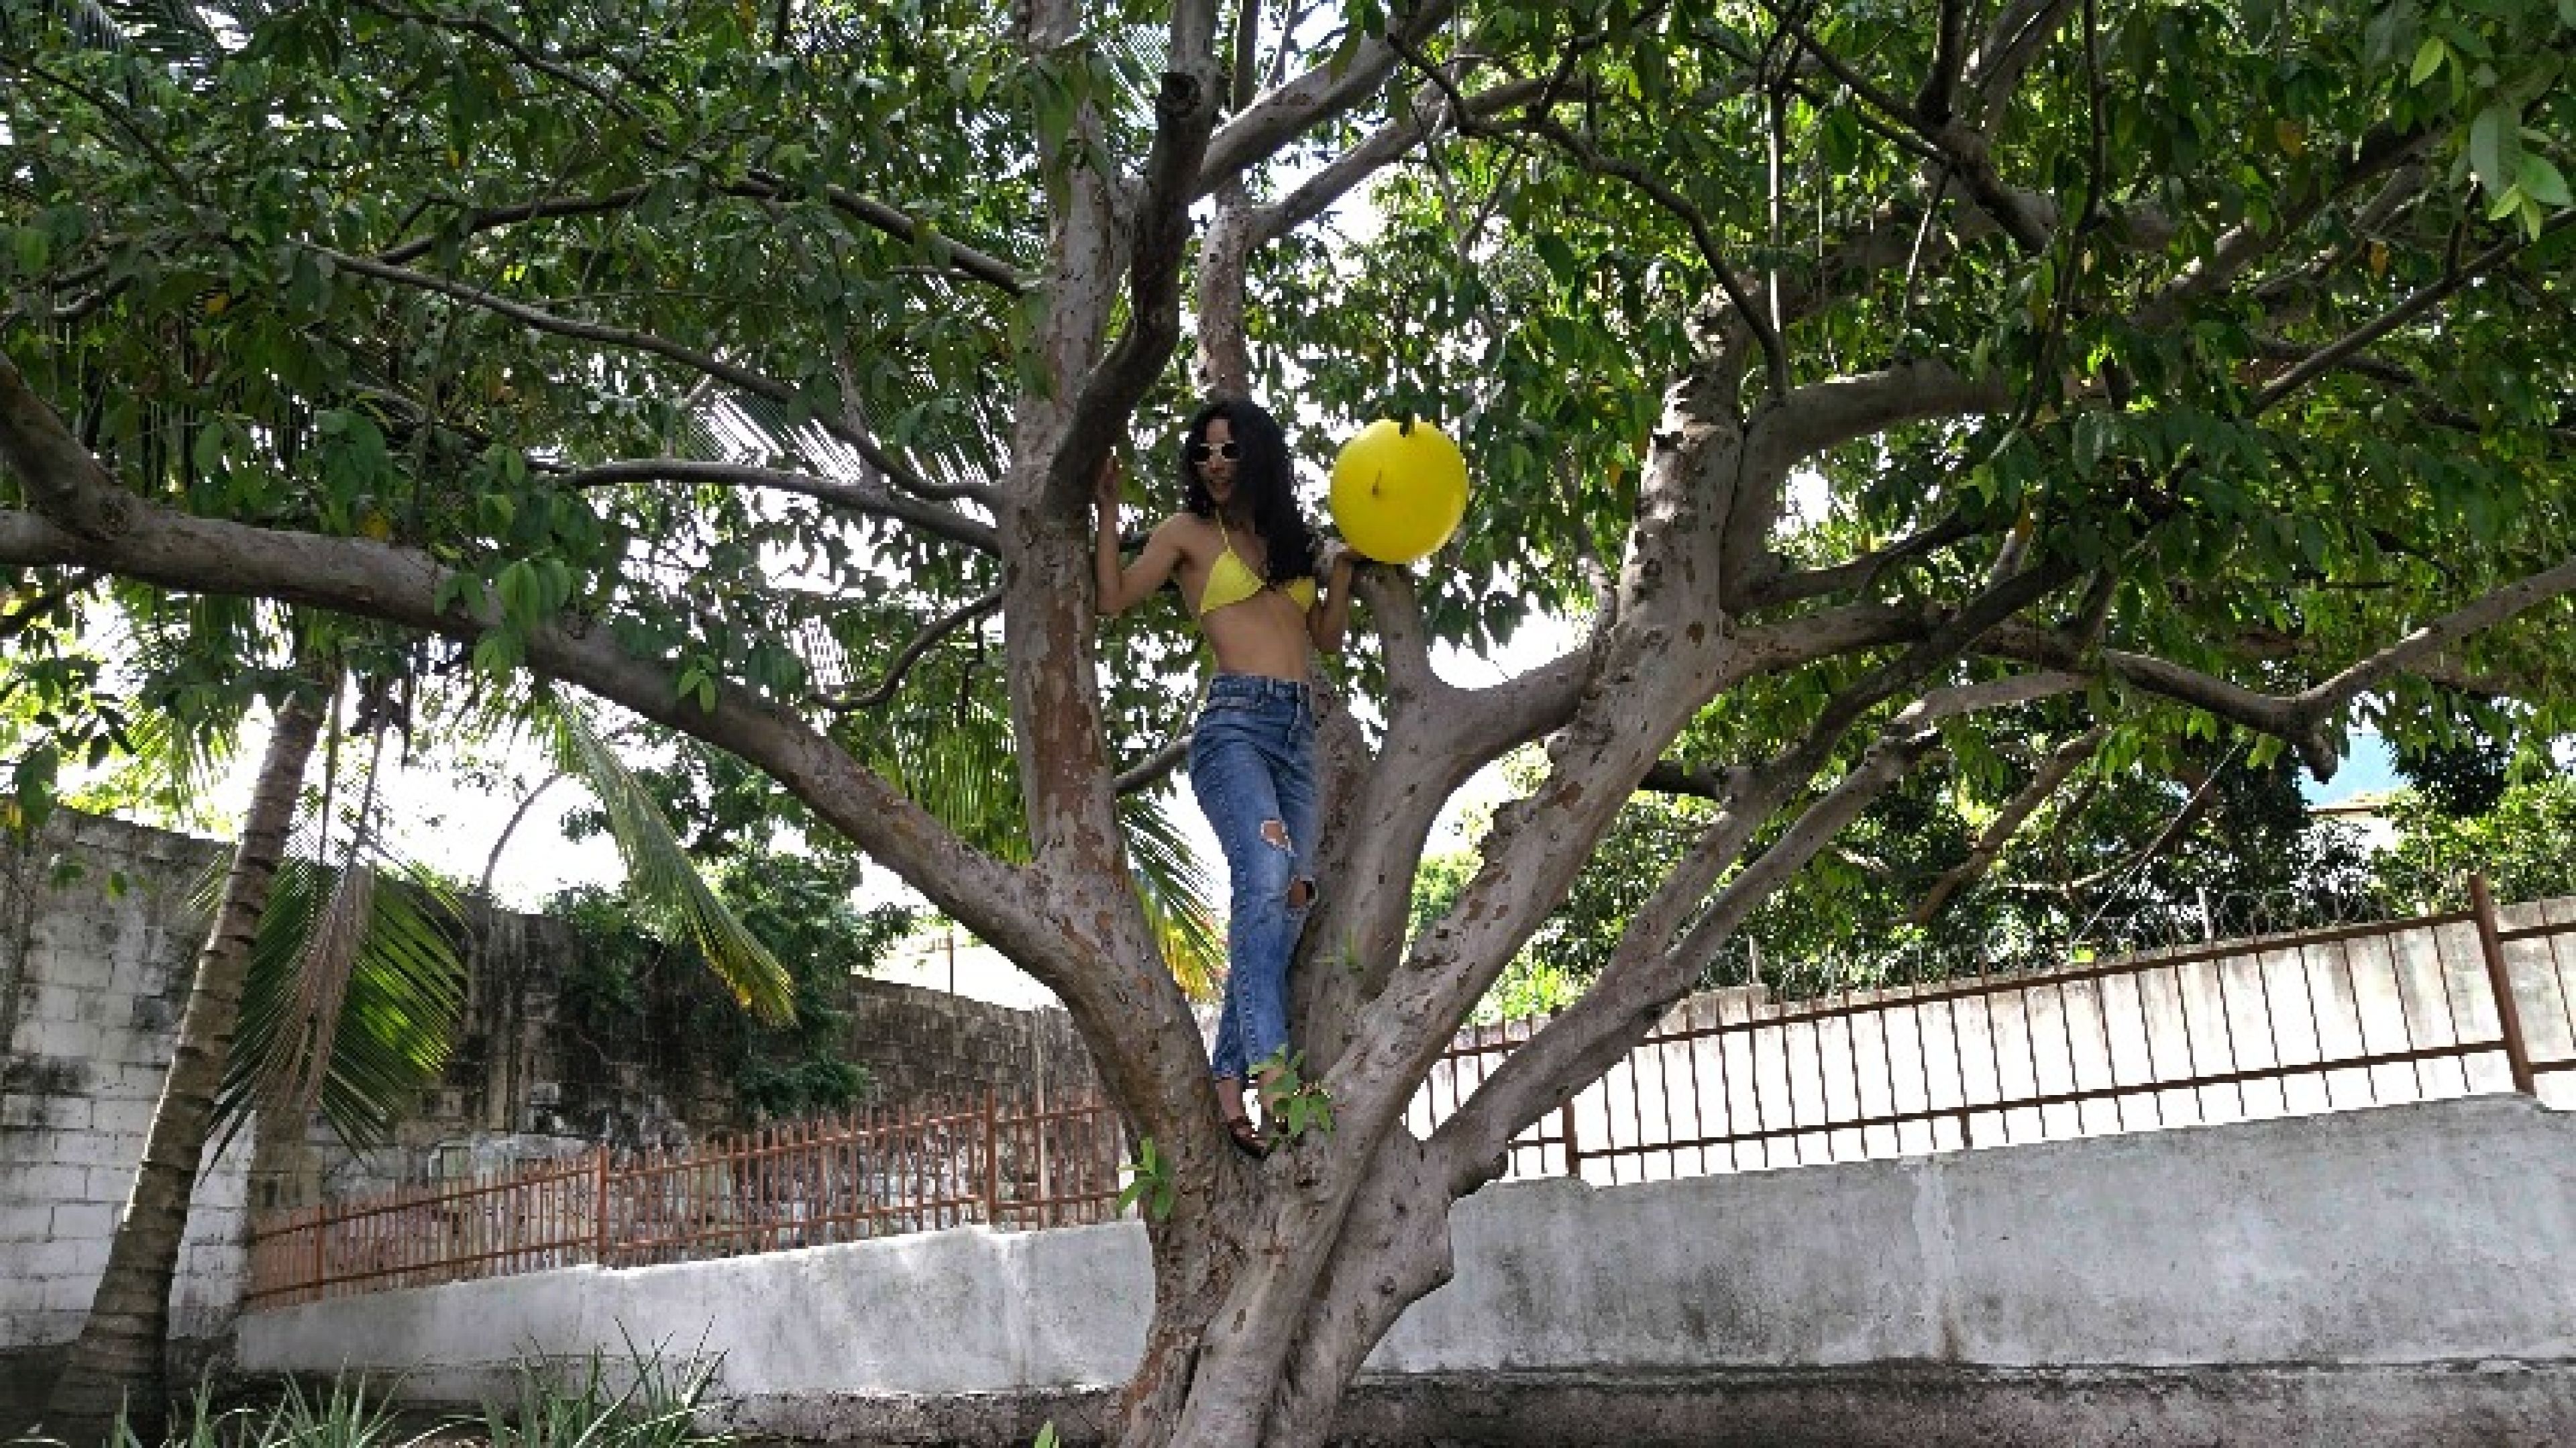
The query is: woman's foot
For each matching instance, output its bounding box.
[1222,1112,1273,1159]
[1216,1075,1271,1159]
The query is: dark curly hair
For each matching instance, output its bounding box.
[1179,397,1318,584]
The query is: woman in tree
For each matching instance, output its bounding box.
[1095,397,1358,1157]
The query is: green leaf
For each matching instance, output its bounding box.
[2408,36,2446,87]
[2468,103,2513,197]
[215,843,470,1158]
[2518,154,2571,208]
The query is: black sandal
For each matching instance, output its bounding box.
[1222,1113,1272,1160]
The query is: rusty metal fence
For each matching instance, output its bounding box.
[246,1092,1127,1307]
[250,883,2576,1308]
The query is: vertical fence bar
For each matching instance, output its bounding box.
[2470,874,2538,1095]
[983,1090,1001,1226]
[593,1148,610,1267]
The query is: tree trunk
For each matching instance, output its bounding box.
[1112,1126,1462,1447]
[45,682,326,1440]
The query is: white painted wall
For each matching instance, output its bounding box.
[239,1094,2576,1419]
[1,817,252,1353]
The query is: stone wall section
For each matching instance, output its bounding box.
[0,813,248,1360]
[2,809,1101,1402]
[842,975,1100,1112]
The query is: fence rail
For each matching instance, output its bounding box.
[246,1092,1128,1308]
[249,882,2576,1308]
[1409,882,2576,1184]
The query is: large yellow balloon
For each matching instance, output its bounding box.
[1328,418,1470,564]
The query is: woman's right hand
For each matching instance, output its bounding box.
[1094,452,1124,516]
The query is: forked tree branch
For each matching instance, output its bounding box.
[1391,564,2074,1189]
[1250,76,1554,246]
[1431,665,2087,1194]
[1045,1,1225,520]
[1192,0,1463,199]
[0,355,1076,990]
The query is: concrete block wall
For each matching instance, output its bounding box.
[841,976,1100,1110]
[1,810,1109,1390]
[235,1095,2576,1446]
[0,814,250,1358]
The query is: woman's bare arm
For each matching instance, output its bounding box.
[1095,456,1188,618]
[1308,541,1360,654]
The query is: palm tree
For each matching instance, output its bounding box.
[38,664,815,1435]
[44,667,325,1441]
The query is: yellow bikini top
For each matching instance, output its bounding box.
[1196,531,1316,618]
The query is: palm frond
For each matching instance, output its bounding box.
[1121,790,1222,1002]
[545,697,797,1024]
[9,0,220,58]
[869,684,1028,860]
[276,860,372,1114]
[214,851,468,1157]
[843,648,1222,999]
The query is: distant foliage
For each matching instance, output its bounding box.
[552,848,912,1122]
[2374,774,2576,913]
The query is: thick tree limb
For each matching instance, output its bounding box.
[1191,0,1462,199]
[1749,359,2010,478]
[0,356,135,542]
[1356,566,1443,709]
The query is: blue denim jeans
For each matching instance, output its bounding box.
[1190,674,1320,1082]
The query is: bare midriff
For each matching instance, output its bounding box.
[1183,564,1314,680]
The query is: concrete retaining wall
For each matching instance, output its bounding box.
[0,810,1107,1415]
[238,1094,2576,1445]
[0,815,249,1389]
